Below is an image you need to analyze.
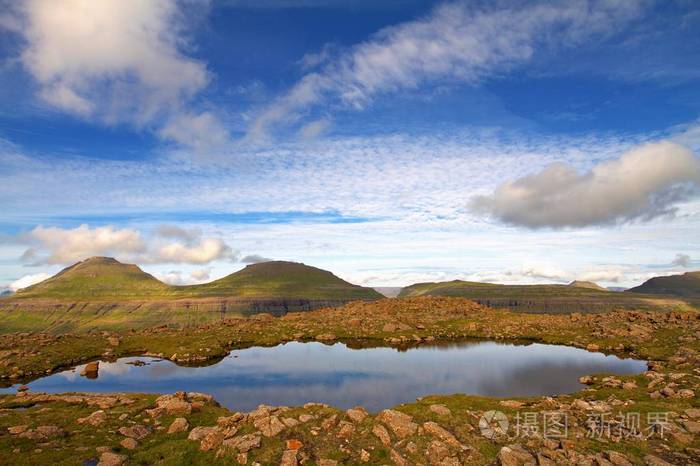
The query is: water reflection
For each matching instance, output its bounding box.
[1,340,646,412]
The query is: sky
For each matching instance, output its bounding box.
[0,0,699,291]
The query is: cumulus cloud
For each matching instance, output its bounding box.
[9,0,226,150]
[17,224,237,265]
[155,268,211,286]
[671,253,691,267]
[8,272,52,291]
[246,0,645,140]
[241,254,273,264]
[470,141,700,228]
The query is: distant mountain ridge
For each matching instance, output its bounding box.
[9,257,382,302]
[628,271,700,298]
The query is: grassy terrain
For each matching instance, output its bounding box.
[0,297,697,465]
[8,257,382,302]
[398,279,697,313]
[629,270,700,298]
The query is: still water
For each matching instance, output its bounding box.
[2,340,646,411]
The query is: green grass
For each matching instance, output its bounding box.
[6,257,382,302]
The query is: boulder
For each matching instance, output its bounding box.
[221,434,261,453]
[77,410,107,426]
[118,424,150,440]
[372,424,391,446]
[98,452,126,466]
[497,444,535,466]
[280,449,298,466]
[253,415,286,437]
[346,406,368,423]
[200,430,224,451]
[423,421,461,448]
[376,409,417,438]
[429,404,451,416]
[188,426,218,441]
[167,417,189,434]
[120,438,138,450]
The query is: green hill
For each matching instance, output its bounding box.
[12,257,172,300]
[9,257,381,302]
[396,279,687,313]
[184,261,384,300]
[628,271,700,298]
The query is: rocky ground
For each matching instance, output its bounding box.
[0,297,697,465]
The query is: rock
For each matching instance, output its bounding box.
[346,406,368,423]
[236,453,248,465]
[35,425,66,438]
[282,417,299,428]
[253,415,286,437]
[427,440,450,462]
[360,449,370,462]
[315,333,336,341]
[390,448,406,466]
[429,404,451,416]
[200,430,224,451]
[605,451,633,466]
[682,420,700,434]
[579,375,594,385]
[622,381,637,390]
[660,386,675,397]
[222,434,261,453]
[298,414,315,423]
[119,438,138,450]
[372,424,391,446]
[643,454,673,466]
[280,449,298,466]
[188,426,218,441]
[685,408,700,419]
[17,385,29,392]
[586,344,600,352]
[7,425,28,435]
[423,421,461,448]
[571,399,592,411]
[286,439,303,450]
[382,323,397,332]
[81,361,99,378]
[497,444,535,466]
[677,389,695,398]
[217,413,245,427]
[98,452,126,466]
[337,421,354,439]
[499,400,524,409]
[155,394,192,415]
[77,410,107,426]
[376,409,418,438]
[107,337,120,346]
[167,417,189,434]
[118,424,150,440]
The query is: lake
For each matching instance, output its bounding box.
[1,340,646,411]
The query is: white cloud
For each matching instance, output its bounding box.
[471,141,700,228]
[241,254,273,264]
[12,0,226,150]
[8,272,52,291]
[671,253,691,268]
[298,117,332,141]
[18,224,236,265]
[155,268,211,286]
[247,0,645,140]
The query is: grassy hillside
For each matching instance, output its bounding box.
[184,261,384,300]
[7,257,381,302]
[628,271,700,298]
[12,257,173,300]
[397,279,694,313]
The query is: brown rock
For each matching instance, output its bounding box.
[337,421,354,439]
[155,394,192,415]
[682,419,700,434]
[119,438,138,450]
[315,333,336,341]
[200,430,224,451]
[376,409,417,438]
[346,406,368,423]
[643,454,673,466]
[222,434,261,453]
[81,361,99,377]
[7,425,28,435]
[429,404,451,416]
[317,460,338,466]
[605,451,632,466]
[167,417,189,434]
[98,452,125,466]
[500,400,524,409]
[253,415,286,437]
[427,440,450,462]
[118,424,150,440]
[372,424,391,446]
[286,439,303,450]
[390,448,406,466]
[77,410,107,426]
[280,449,298,466]
[188,426,218,441]
[423,421,461,448]
[497,444,535,466]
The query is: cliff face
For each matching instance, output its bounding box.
[0,296,376,333]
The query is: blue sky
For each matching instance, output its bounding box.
[0,0,699,290]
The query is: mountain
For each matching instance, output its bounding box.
[567,280,607,291]
[7,257,381,302]
[397,279,666,313]
[628,271,700,298]
[373,287,403,298]
[13,257,172,300]
[185,261,383,300]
